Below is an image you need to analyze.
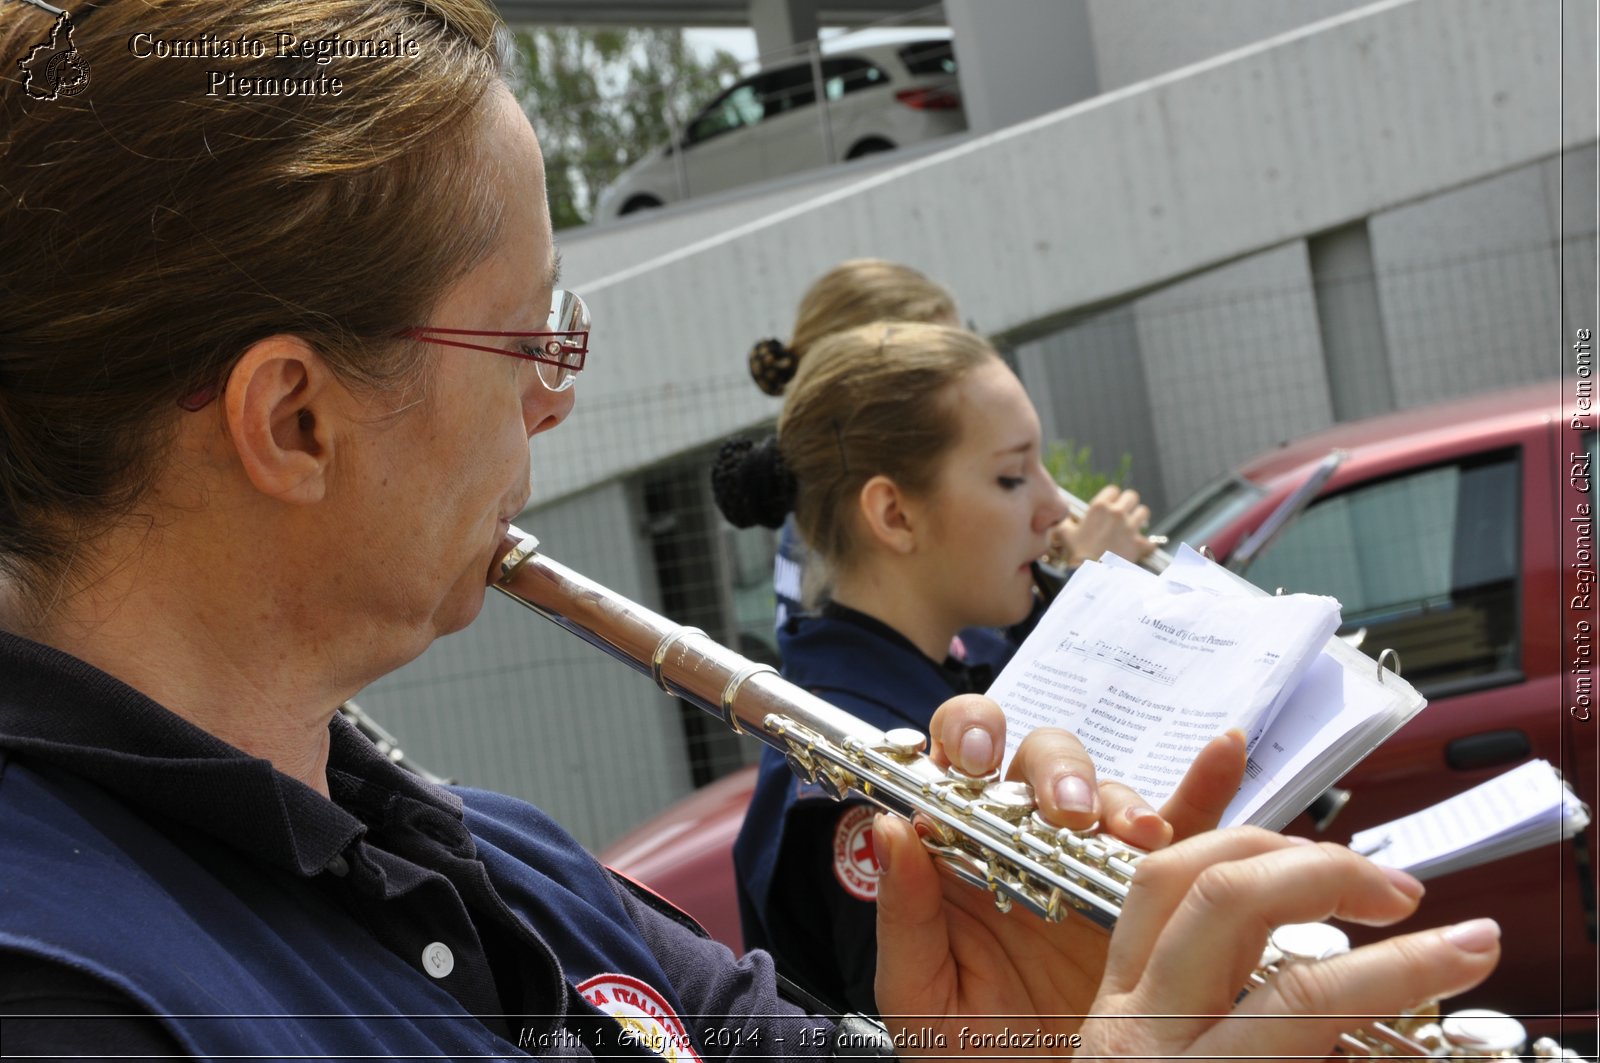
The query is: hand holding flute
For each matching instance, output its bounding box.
[869,694,1501,1060]
[496,530,1504,1058]
[1049,483,1163,569]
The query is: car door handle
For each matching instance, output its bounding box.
[1444,729,1530,771]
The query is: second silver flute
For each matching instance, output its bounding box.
[492,525,1139,928]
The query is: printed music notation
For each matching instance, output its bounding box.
[1056,637,1179,687]
[992,546,1428,829]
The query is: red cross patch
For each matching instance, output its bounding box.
[577,972,704,1062]
[831,804,881,901]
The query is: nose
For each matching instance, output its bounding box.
[1034,464,1071,532]
[523,378,576,439]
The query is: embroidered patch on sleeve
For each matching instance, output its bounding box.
[831,804,881,901]
[577,972,706,1062]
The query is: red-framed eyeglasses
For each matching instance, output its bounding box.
[177,290,590,410]
[399,288,590,394]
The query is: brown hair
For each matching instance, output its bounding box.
[0,0,506,598]
[747,258,957,396]
[778,322,998,575]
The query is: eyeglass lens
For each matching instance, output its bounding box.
[540,289,589,393]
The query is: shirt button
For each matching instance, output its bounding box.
[325,854,349,877]
[421,942,454,979]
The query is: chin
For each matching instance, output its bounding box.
[433,583,490,639]
[1006,574,1038,619]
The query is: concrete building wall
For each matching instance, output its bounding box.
[1371,145,1596,409]
[944,0,1099,133]
[1020,135,1598,516]
[1085,0,1376,92]
[1135,242,1334,506]
[1013,307,1168,507]
[558,136,969,286]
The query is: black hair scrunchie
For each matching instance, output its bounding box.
[747,337,798,397]
[710,436,796,529]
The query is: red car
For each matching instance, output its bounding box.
[601,380,1597,1036]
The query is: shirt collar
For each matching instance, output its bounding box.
[817,600,995,694]
[0,627,460,877]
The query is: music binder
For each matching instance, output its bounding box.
[990,545,1428,832]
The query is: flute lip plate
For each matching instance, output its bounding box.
[495,526,541,582]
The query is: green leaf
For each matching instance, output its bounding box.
[1043,440,1133,501]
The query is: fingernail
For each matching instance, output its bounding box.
[958,726,993,772]
[1381,866,1425,900]
[1054,774,1095,814]
[1283,835,1315,845]
[872,814,892,873]
[1123,805,1161,827]
[1443,918,1500,953]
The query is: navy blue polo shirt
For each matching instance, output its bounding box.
[0,628,826,1059]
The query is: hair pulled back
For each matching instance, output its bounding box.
[745,258,956,396]
[717,322,999,580]
[0,0,506,598]
[709,436,795,530]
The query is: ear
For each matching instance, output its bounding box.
[856,474,919,555]
[223,336,335,504]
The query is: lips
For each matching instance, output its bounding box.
[499,491,531,525]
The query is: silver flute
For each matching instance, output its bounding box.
[491,526,1578,1061]
[494,525,1135,928]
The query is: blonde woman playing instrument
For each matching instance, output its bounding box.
[727,258,1154,637]
[718,324,1245,1015]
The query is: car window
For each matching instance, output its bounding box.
[1156,474,1269,551]
[897,39,957,76]
[1245,451,1521,690]
[757,64,817,119]
[822,57,887,101]
[685,82,765,145]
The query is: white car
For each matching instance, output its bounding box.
[595,38,965,220]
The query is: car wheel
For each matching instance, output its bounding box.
[845,138,896,160]
[619,194,664,216]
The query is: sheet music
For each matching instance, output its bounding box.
[1348,758,1591,879]
[1153,547,1402,827]
[993,551,1339,807]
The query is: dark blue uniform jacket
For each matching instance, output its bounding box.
[0,629,826,1060]
[732,606,998,1016]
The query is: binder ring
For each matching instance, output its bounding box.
[1376,647,1401,683]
